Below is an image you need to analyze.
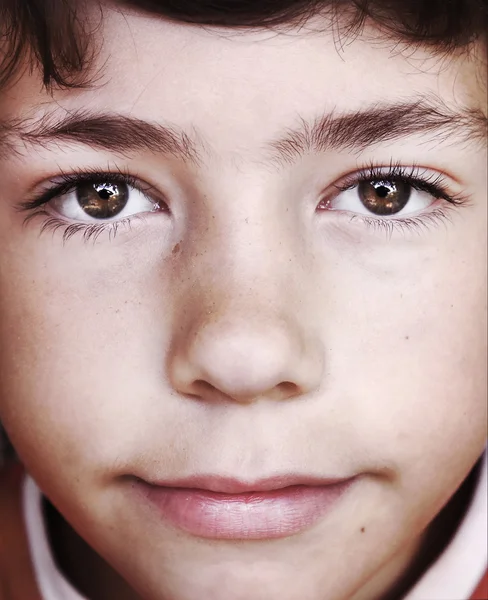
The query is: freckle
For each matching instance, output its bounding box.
[405,335,409,340]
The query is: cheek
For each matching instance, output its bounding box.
[324,232,487,501]
[0,231,173,483]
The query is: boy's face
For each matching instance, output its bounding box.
[0,6,486,600]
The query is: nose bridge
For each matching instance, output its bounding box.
[186,172,300,310]
[181,175,303,336]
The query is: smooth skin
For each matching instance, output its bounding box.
[0,5,486,600]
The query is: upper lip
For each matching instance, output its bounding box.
[141,474,355,494]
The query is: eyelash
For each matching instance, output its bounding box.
[18,163,468,243]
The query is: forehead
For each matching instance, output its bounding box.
[0,7,485,151]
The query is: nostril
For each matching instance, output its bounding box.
[192,379,220,400]
[276,381,300,399]
[190,378,301,403]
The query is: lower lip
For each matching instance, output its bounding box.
[135,480,355,540]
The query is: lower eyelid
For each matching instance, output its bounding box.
[24,211,143,244]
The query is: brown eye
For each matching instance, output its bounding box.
[358,180,411,216]
[77,182,129,219]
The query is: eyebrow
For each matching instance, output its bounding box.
[267,99,487,165]
[0,99,485,165]
[0,110,201,163]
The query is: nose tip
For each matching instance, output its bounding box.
[168,319,323,403]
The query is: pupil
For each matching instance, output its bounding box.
[376,185,390,198]
[77,181,129,219]
[98,188,113,200]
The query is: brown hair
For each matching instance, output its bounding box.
[1,0,487,90]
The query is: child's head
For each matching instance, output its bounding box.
[0,1,486,599]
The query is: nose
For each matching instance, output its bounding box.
[168,310,323,403]
[166,179,324,404]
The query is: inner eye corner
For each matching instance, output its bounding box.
[316,196,331,210]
